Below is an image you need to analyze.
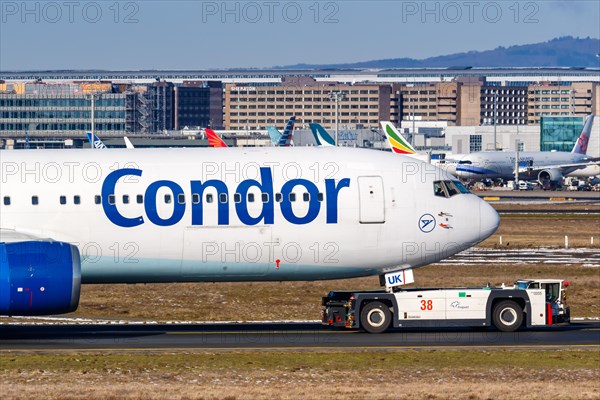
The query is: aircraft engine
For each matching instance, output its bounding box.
[0,241,80,315]
[538,168,563,184]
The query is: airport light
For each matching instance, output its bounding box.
[329,91,347,146]
[86,92,101,142]
[493,91,498,151]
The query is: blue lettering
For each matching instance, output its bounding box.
[190,180,229,225]
[235,167,274,225]
[101,168,351,227]
[102,168,144,228]
[144,180,185,226]
[325,178,350,223]
[280,179,320,224]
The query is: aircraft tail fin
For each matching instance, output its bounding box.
[309,123,335,147]
[86,132,107,149]
[277,116,296,146]
[123,136,134,149]
[572,115,594,155]
[205,128,228,148]
[380,122,417,155]
[267,127,282,146]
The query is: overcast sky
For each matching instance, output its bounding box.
[1,0,599,70]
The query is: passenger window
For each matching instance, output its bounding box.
[433,181,446,198]
[317,193,324,202]
[275,193,282,202]
[234,193,242,203]
[108,195,115,205]
[3,196,9,206]
[248,193,255,202]
[192,193,200,204]
[95,195,102,204]
[74,195,81,205]
[289,193,296,202]
[178,194,185,204]
[32,196,39,205]
[261,193,269,203]
[164,194,172,204]
[60,196,67,205]
[206,194,213,203]
[136,194,143,204]
[122,195,129,204]
[303,193,310,202]
[219,193,228,203]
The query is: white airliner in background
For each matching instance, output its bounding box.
[456,115,598,182]
[0,147,499,316]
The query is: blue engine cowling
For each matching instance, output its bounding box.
[0,241,81,315]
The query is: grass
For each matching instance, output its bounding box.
[1,350,599,399]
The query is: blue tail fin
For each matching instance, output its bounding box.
[309,123,335,147]
[86,132,106,149]
[267,127,282,146]
[277,116,296,146]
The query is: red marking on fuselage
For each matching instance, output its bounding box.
[275,259,281,269]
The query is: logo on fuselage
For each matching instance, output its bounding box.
[418,213,436,233]
[101,167,350,228]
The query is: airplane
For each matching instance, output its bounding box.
[0,146,499,316]
[455,115,598,183]
[86,132,135,149]
[380,122,466,175]
[205,128,228,148]
[309,123,335,147]
[266,116,296,147]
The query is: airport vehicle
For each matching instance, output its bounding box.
[267,116,296,147]
[205,128,228,147]
[0,147,499,316]
[322,278,570,333]
[518,180,533,190]
[456,115,598,183]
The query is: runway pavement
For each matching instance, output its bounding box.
[1,321,598,352]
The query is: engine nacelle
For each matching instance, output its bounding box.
[0,241,80,315]
[538,168,563,184]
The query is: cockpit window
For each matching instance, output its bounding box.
[433,180,470,198]
[458,160,472,165]
[453,180,470,194]
[433,181,447,197]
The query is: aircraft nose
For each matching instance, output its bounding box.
[479,200,500,241]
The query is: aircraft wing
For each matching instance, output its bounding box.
[517,159,600,177]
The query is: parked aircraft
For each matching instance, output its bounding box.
[266,116,296,146]
[455,115,597,182]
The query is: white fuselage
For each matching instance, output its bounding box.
[456,150,596,180]
[0,147,499,283]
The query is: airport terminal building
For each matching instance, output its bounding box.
[0,68,599,153]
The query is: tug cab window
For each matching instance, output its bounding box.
[434,180,470,198]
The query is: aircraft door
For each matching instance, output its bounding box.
[358,176,385,224]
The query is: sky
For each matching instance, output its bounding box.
[1,0,599,70]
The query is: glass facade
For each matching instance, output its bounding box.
[540,116,583,152]
[0,93,128,135]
